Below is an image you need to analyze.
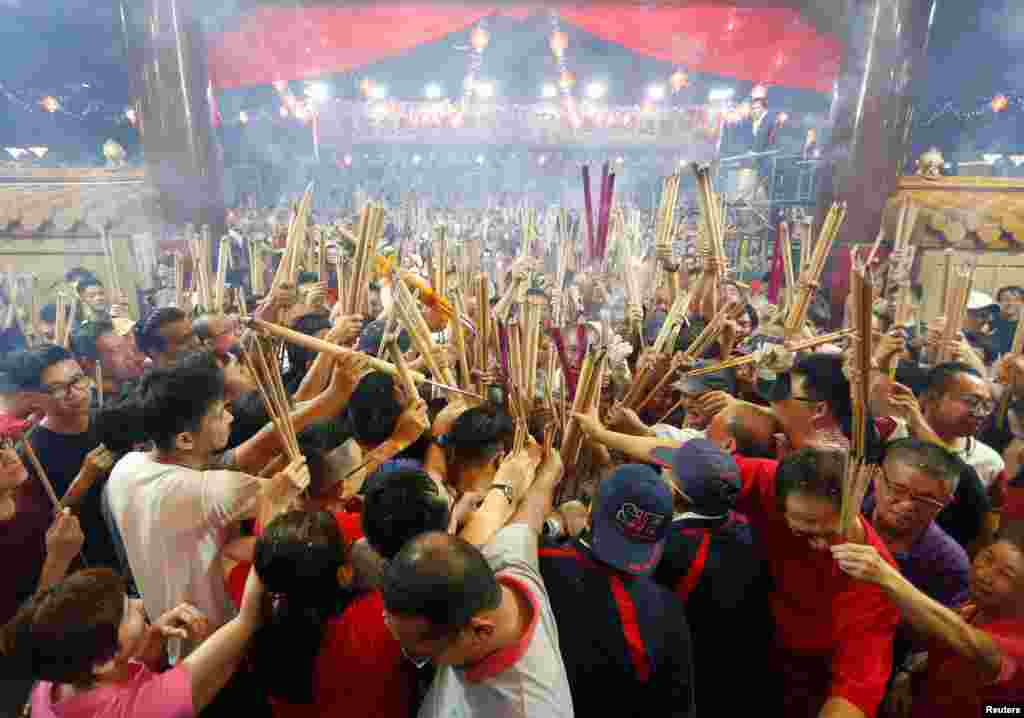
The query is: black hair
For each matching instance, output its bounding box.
[252,511,352,704]
[69,320,116,361]
[775,448,845,513]
[883,438,963,491]
[381,531,501,633]
[1,345,72,391]
[793,353,854,427]
[996,285,1024,302]
[283,312,333,392]
[296,429,332,500]
[923,362,983,403]
[101,365,225,451]
[444,404,514,467]
[133,308,187,358]
[362,463,450,560]
[343,372,402,445]
[725,411,777,459]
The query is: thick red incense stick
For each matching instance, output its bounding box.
[600,170,617,263]
[582,165,596,264]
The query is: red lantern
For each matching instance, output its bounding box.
[992,94,1009,113]
[670,70,689,93]
[558,70,575,90]
[550,30,568,57]
[471,26,490,52]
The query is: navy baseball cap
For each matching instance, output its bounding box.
[670,439,742,516]
[591,464,672,576]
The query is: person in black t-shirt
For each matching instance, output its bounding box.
[653,439,773,717]
[540,464,694,718]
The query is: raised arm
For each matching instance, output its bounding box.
[460,451,540,547]
[572,411,682,465]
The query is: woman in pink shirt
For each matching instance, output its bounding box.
[1,566,267,718]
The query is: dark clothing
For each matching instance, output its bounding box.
[653,513,773,716]
[992,315,1018,358]
[539,540,694,718]
[935,461,990,551]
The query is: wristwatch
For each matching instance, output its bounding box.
[489,483,515,505]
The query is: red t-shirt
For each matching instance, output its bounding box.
[226,512,412,718]
[913,605,1024,718]
[735,457,901,718]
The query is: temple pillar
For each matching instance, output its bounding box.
[120,0,225,240]
[814,0,939,321]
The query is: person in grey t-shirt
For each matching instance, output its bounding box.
[381,528,573,718]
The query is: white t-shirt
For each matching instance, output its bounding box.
[104,452,261,642]
[418,524,574,718]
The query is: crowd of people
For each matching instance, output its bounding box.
[0,198,1022,718]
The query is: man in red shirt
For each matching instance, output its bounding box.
[732,449,900,718]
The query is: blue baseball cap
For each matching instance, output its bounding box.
[591,464,672,576]
[670,439,742,516]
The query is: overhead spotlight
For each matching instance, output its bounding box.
[474,82,495,99]
[424,83,443,100]
[238,111,249,125]
[585,82,606,100]
[615,156,624,164]
[475,154,485,165]
[368,85,388,100]
[343,154,353,166]
[708,87,735,102]
[647,85,666,101]
[412,154,422,165]
[542,83,557,99]
[538,154,548,166]
[306,82,330,103]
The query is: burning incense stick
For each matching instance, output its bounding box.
[934,256,977,365]
[22,438,59,508]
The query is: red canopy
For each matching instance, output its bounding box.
[208,5,841,93]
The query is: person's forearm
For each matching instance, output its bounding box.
[293,353,333,403]
[37,553,75,592]
[509,470,559,533]
[460,490,517,547]
[818,697,865,718]
[588,426,681,465]
[234,379,353,473]
[880,566,1002,680]
[183,614,259,714]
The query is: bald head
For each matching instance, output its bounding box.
[709,401,780,459]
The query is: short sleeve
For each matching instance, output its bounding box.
[135,664,194,718]
[200,469,262,528]
[989,629,1024,687]
[483,523,540,578]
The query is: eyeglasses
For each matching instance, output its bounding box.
[955,394,995,417]
[880,469,948,512]
[39,375,91,400]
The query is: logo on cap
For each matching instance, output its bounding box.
[615,502,667,543]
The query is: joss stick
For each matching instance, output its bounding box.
[682,301,742,362]
[63,294,79,349]
[101,228,123,302]
[22,438,58,508]
[523,291,545,414]
[560,347,604,470]
[655,173,682,253]
[54,293,66,350]
[450,288,472,390]
[391,274,458,388]
[780,222,795,311]
[849,258,875,461]
[214,236,230,316]
[935,257,976,365]
[433,226,447,299]
[317,227,327,283]
[475,275,491,394]
[241,336,300,461]
[785,202,846,338]
[245,317,427,383]
[271,182,314,293]
[96,361,104,410]
[582,166,596,264]
[692,163,726,281]
[652,292,690,356]
[840,458,880,540]
[939,249,954,324]
[387,337,420,406]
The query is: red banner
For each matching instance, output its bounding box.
[208,5,841,93]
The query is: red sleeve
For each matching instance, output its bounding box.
[828,585,901,716]
[226,561,252,609]
[1005,484,1024,522]
[334,511,365,543]
[990,627,1024,686]
[734,457,780,521]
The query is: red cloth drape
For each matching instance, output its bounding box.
[207,5,841,93]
